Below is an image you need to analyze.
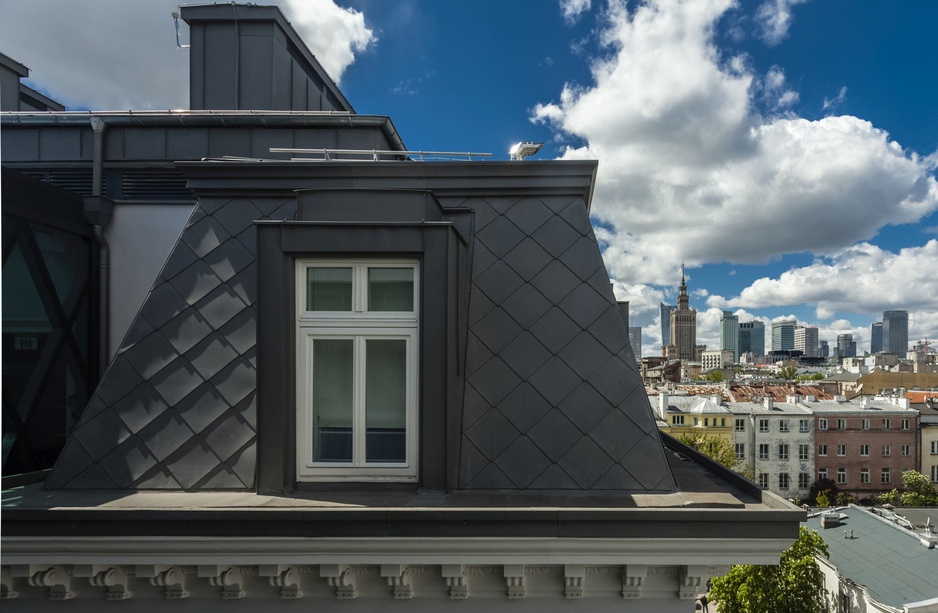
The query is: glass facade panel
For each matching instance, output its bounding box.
[365,339,407,463]
[368,268,414,312]
[312,339,354,462]
[307,267,353,311]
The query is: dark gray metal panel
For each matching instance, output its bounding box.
[200,24,238,110]
[271,39,292,110]
[456,193,676,492]
[38,127,84,161]
[239,28,274,110]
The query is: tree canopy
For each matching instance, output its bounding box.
[876,470,938,507]
[710,526,831,613]
[777,365,798,381]
[678,431,740,471]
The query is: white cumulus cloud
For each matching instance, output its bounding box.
[532,0,938,289]
[706,240,938,314]
[561,0,592,25]
[0,0,374,110]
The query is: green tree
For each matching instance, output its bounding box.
[808,478,839,506]
[710,526,831,613]
[899,470,938,506]
[706,369,725,383]
[678,431,740,470]
[777,365,798,381]
[797,372,825,382]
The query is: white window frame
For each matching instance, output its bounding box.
[932,441,938,455]
[837,468,847,484]
[759,444,769,460]
[931,465,938,483]
[902,419,910,430]
[882,468,891,484]
[837,444,846,457]
[901,444,910,457]
[758,419,769,433]
[799,419,810,433]
[837,419,846,430]
[779,473,790,490]
[779,419,790,433]
[882,444,891,457]
[296,259,420,481]
[734,418,745,432]
[798,472,810,489]
[861,418,870,430]
[799,444,809,461]
[673,415,685,426]
[818,444,828,457]
[860,468,870,484]
[818,468,828,481]
[735,443,745,460]
[758,473,769,489]
[818,418,828,431]
[778,444,789,461]
[860,444,869,457]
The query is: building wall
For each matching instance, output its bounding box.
[731,408,814,499]
[813,411,918,497]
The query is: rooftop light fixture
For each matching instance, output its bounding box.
[509,142,543,161]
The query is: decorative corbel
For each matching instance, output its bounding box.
[380,564,413,599]
[320,564,357,599]
[200,566,245,599]
[564,564,585,599]
[89,567,131,600]
[1,567,17,599]
[28,566,73,600]
[147,566,189,599]
[622,565,647,599]
[503,564,525,599]
[260,565,302,599]
[441,564,468,599]
[678,565,707,600]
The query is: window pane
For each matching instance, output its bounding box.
[307,268,352,311]
[368,268,414,312]
[312,339,353,462]
[365,339,407,462]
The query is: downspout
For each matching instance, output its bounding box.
[84,116,113,379]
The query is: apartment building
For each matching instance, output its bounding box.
[728,396,815,499]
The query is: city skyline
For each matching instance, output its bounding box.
[1,0,936,356]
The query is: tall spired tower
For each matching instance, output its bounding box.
[670,264,697,361]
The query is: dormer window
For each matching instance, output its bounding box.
[296,260,419,481]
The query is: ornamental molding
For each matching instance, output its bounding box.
[0,562,733,603]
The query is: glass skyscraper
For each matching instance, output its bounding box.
[882,310,909,356]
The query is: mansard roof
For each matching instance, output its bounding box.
[44,159,679,493]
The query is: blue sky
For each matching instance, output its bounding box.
[2,0,937,357]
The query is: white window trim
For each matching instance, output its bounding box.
[296,259,420,482]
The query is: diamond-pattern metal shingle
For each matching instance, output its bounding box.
[46,193,300,490]
[49,179,673,493]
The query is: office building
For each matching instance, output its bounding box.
[738,320,765,357]
[837,333,857,358]
[659,302,675,353]
[771,319,796,352]
[794,326,819,358]
[870,322,883,354]
[883,310,909,356]
[720,310,739,363]
[628,326,642,361]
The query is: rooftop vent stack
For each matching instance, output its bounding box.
[835,395,847,402]
[659,390,669,419]
[787,394,801,404]
[806,394,816,402]
[764,396,774,410]
[710,394,722,405]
